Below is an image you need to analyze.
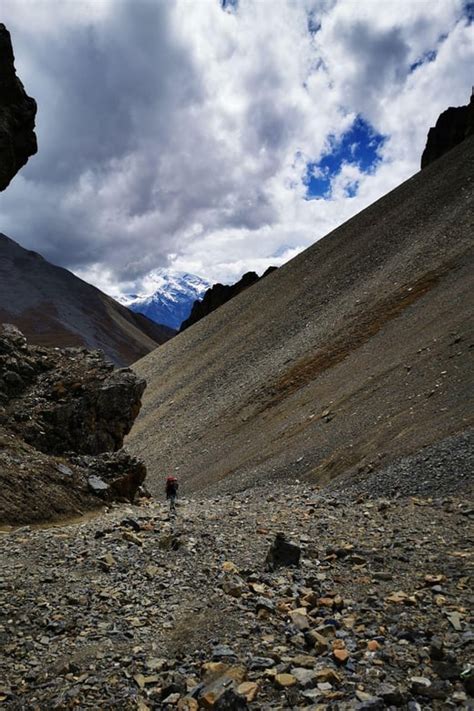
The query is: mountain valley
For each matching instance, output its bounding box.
[0,20,473,709]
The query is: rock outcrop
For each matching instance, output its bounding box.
[75,451,147,502]
[0,324,148,524]
[421,93,474,168]
[0,24,37,190]
[180,267,277,331]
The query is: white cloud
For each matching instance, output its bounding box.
[0,0,472,293]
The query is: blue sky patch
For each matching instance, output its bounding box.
[221,0,238,12]
[463,1,474,23]
[410,48,437,73]
[305,116,386,199]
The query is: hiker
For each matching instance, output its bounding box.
[165,475,178,513]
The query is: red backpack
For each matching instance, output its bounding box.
[166,476,178,493]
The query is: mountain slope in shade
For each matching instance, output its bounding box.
[119,270,211,330]
[0,234,175,366]
[127,136,473,496]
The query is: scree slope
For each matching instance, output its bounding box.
[127,137,473,495]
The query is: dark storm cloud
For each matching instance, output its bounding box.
[330,21,410,118]
[0,0,471,292]
[0,0,206,273]
[26,1,202,185]
[1,0,285,279]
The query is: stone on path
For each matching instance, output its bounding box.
[274,673,297,688]
[265,532,301,570]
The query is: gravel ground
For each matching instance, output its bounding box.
[1,478,473,710]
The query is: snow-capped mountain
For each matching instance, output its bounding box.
[118,270,212,330]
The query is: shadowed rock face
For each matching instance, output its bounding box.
[421,94,474,169]
[0,324,149,524]
[0,24,37,191]
[0,323,146,455]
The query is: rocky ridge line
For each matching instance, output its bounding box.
[421,92,474,169]
[180,267,277,331]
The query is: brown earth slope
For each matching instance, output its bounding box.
[0,234,175,366]
[127,136,474,495]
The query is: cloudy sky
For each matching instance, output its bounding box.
[1,0,473,296]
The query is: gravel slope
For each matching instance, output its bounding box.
[127,137,474,495]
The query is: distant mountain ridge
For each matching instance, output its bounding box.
[181,267,278,331]
[0,234,174,366]
[119,270,211,330]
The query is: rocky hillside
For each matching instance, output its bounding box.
[0,324,149,525]
[181,267,277,331]
[0,24,37,191]
[0,234,175,366]
[127,134,473,497]
[421,93,474,169]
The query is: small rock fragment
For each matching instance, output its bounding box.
[274,673,297,688]
[236,681,258,702]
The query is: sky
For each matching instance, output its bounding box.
[0,0,473,297]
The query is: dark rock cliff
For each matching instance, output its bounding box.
[180,267,277,331]
[0,24,37,190]
[421,93,474,169]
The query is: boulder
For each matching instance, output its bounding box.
[0,325,148,523]
[87,475,110,495]
[0,326,146,455]
[265,532,301,570]
[76,451,146,503]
